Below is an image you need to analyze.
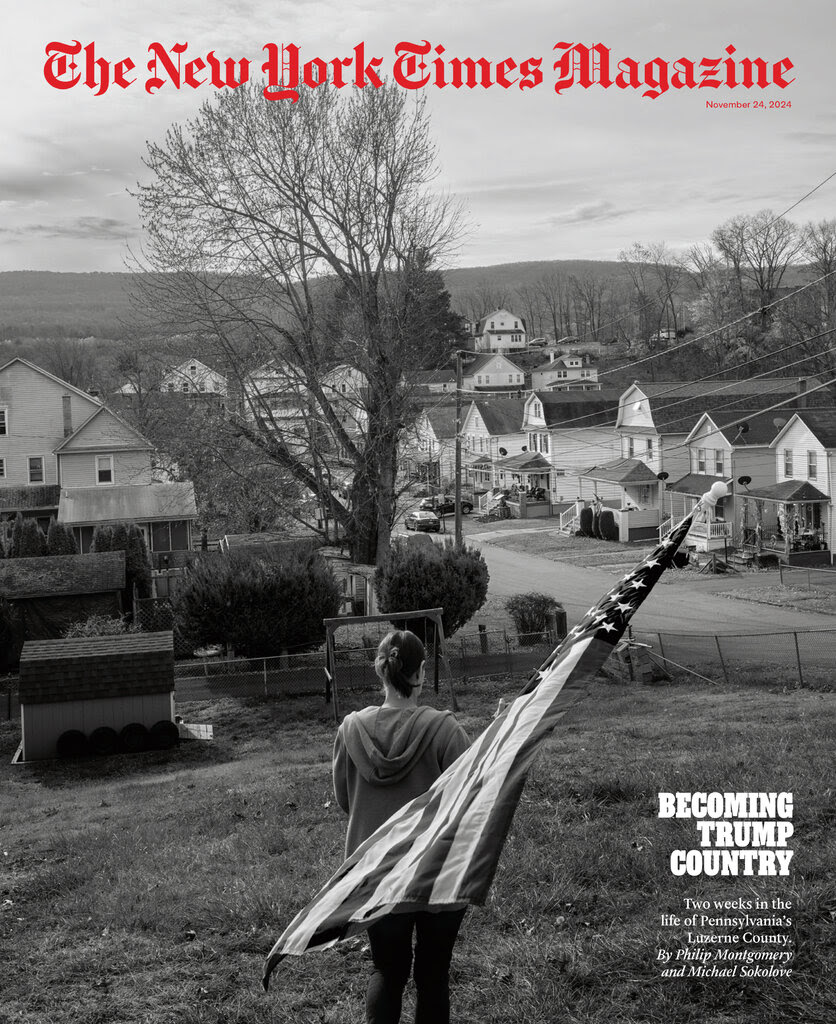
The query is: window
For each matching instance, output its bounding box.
[808,451,818,479]
[0,457,4,478]
[784,449,793,477]
[490,321,495,328]
[508,375,513,383]
[528,432,537,451]
[697,448,706,473]
[476,375,482,385]
[28,456,44,483]
[533,401,542,418]
[646,439,654,458]
[628,437,635,458]
[189,364,197,376]
[714,450,725,475]
[514,321,519,328]
[541,433,550,454]
[96,455,113,485]
[0,408,7,435]
[181,382,189,393]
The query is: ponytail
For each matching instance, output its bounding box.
[375,630,425,697]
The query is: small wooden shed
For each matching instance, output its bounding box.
[18,632,174,761]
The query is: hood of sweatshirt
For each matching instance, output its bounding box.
[340,706,453,785]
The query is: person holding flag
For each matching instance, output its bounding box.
[263,482,730,1007]
[332,629,470,1023]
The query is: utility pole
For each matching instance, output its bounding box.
[454,349,463,546]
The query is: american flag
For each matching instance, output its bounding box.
[262,500,705,989]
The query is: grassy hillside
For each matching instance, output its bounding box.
[1,675,833,1024]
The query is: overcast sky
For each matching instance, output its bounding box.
[3,0,834,272]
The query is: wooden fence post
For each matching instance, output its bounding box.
[793,632,804,689]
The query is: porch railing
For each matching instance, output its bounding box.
[559,501,581,533]
[687,520,732,540]
[658,514,672,543]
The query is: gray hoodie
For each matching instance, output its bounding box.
[333,705,470,855]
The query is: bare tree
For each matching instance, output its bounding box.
[133,85,461,565]
[711,210,802,324]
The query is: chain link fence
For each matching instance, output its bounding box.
[3,626,834,724]
[778,564,836,590]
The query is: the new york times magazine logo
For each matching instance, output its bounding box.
[658,792,794,877]
[42,40,795,101]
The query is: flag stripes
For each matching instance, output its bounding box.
[263,499,705,989]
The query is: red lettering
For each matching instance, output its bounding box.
[145,42,189,94]
[496,58,518,89]
[114,58,136,89]
[261,43,299,102]
[393,40,432,89]
[353,42,383,89]
[205,51,250,89]
[43,40,82,90]
[519,58,543,90]
[774,58,795,87]
[698,57,723,89]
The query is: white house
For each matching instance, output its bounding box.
[522,389,624,507]
[460,400,527,493]
[462,353,526,393]
[753,408,836,564]
[0,358,198,563]
[158,359,227,396]
[472,309,527,353]
[401,406,458,488]
[532,353,599,390]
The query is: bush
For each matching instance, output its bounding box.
[0,597,23,671]
[47,519,79,555]
[374,538,489,638]
[174,550,341,657]
[505,592,564,644]
[599,509,619,542]
[579,506,593,537]
[63,615,140,638]
[18,518,48,557]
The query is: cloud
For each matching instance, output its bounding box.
[784,132,836,146]
[544,201,633,227]
[0,217,134,241]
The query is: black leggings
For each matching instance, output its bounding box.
[365,909,467,1024]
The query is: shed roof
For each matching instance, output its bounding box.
[58,483,197,525]
[580,458,660,485]
[0,551,125,600]
[0,484,61,512]
[494,452,552,472]
[667,473,733,497]
[743,480,830,503]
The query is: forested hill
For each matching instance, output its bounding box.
[0,262,636,339]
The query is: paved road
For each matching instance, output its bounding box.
[468,536,836,637]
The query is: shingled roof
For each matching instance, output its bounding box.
[0,551,125,600]
[472,400,526,435]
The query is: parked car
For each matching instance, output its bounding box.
[419,494,474,515]
[405,509,441,533]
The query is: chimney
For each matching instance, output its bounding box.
[797,377,808,409]
[62,395,73,437]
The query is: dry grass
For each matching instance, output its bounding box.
[1,676,834,1023]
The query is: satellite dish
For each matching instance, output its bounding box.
[498,447,507,456]
[738,476,752,486]
[773,417,787,429]
[656,472,669,481]
[738,423,749,434]
[521,445,528,452]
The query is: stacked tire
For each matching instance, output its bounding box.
[55,720,179,759]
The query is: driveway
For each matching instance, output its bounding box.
[468,536,836,637]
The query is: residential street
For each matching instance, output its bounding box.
[467,534,836,637]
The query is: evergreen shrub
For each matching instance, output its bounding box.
[599,509,619,542]
[174,551,341,657]
[374,538,489,638]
